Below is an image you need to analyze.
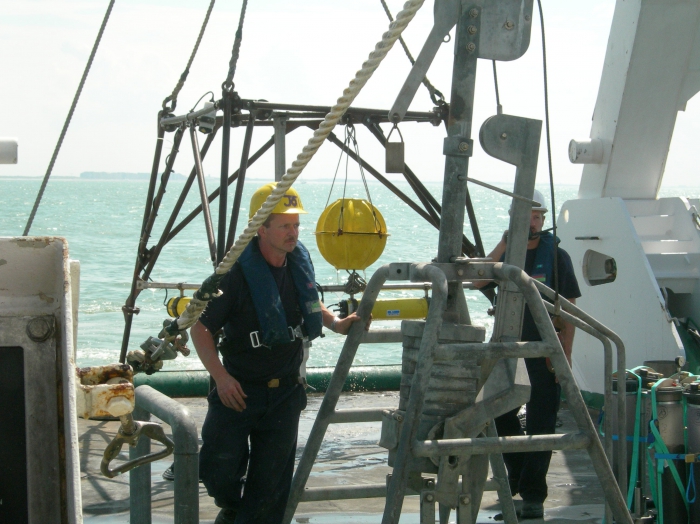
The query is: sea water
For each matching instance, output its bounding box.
[1,177,692,370]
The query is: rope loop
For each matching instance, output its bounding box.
[162,95,176,113]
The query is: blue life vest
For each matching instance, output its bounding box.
[529,231,556,288]
[238,238,323,346]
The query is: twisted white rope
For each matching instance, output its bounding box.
[175,0,426,332]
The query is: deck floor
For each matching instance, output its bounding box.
[79,392,607,523]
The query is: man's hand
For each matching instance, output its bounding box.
[215,373,248,412]
[191,320,249,412]
[334,312,372,335]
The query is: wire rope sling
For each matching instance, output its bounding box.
[315,124,428,322]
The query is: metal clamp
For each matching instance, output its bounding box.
[101,418,175,478]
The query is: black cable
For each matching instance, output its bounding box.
[537,0,560,308]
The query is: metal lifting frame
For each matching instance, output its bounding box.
[119,99,482,362]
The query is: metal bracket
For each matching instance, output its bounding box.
[101,419,175,478]
[442,136,473,157]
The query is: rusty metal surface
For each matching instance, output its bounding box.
[76,364,135,419]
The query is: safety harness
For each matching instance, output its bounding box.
[238,238,322,347]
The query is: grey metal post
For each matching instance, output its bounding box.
[478,114,542,393]
[274,113,287,181]
[494,264,633,524]
[283,265,389,524]
[436,6,480,324]
[486,421,518,524]
[135,385,200,524]
[382,264,448,524]
[130,405,152,524]
[190,126,217,264]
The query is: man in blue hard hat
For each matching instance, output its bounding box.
[483,189,581,519]
[191,183,367,524]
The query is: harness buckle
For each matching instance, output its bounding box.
[288,325,304,341]
[249,331,262,348]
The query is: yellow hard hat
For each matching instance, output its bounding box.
[249,182,307,219]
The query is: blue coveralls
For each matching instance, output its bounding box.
[198,238,321,523]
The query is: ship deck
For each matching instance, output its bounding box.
[79,391,606,523]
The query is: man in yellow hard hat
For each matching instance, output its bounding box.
[481,189,580,519]
[191,182,365,524]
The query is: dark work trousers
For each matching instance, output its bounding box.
[494,357,561,504]
[199,382,307,524]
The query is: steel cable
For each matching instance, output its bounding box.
[162,0,216,112]
[380,0,446,106]
[23,0,115,236]
[536,0,560,306]
[172,0,427,333]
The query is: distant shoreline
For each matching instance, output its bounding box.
[0,175,584,187]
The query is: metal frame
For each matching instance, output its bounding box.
[119,101,457,363]
[281,257,632,524]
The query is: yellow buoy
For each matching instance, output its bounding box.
[166,296,191,318]
[315,198,388,270]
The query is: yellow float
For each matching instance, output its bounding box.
[166,296,191,318]
[315,198,388,270]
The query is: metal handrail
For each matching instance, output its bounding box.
[494,263,633,524]
[129,386,200,524]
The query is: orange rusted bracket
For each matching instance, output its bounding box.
[100,414,175,478]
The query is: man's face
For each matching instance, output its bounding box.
[530,210,545,238]
[259,213,300,254]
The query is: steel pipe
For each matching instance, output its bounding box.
[226,113,255,251]
[413,432,591,457]
[130,406,152,524]
[134,386,199,524]
[190,126,217,264]
[137,281,461,292]
[328,408,385,424]
[299,479,507,502]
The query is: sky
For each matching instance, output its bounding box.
[1,0,699,190]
